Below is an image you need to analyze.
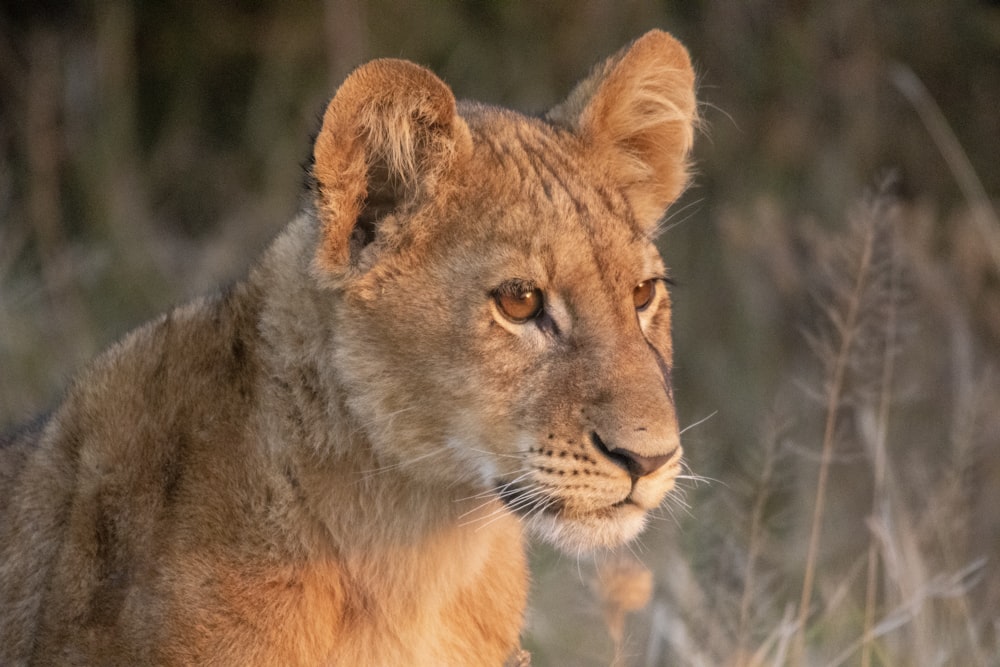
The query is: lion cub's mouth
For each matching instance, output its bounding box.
[495,483,635,520]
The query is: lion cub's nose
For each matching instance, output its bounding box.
[591,432,674,478]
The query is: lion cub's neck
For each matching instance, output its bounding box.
[250,214,525,626]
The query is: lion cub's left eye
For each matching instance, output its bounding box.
[494,284,544,323]
[633,279,657,311]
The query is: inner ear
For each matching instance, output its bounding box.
[353,158,401,253]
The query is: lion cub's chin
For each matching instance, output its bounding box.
[524,503,652,553]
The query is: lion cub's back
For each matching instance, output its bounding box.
[0,418,43,511]
[0,288,269,663]
[0,408,84,660]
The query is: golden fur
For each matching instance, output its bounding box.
[0,30,697,665]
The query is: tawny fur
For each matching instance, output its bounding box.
[0,30,697,666]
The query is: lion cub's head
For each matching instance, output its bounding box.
[309,31,696,552]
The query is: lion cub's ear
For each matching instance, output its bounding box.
[312,59,472,274]
[547,30,697,231]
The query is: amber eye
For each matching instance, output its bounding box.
[494,284,543,323]
[633,279,656,311]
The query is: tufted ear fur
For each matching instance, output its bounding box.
[547,30,697,231]
[312,59,472,273]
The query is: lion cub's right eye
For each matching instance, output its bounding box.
[493,281,543,323]
[633,279,656,311]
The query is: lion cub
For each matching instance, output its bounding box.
[0,30,696,666]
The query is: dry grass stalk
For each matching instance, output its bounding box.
[860,197,901,667]
[790,190,883,664]
[736,416,784,659]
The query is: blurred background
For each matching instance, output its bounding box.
[2,1,999,664]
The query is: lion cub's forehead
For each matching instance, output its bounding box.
[463,109,627,222]
[454,106,654,279]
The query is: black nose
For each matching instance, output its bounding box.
[591,432,673,478]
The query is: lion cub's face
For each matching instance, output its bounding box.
[311,33,696,551]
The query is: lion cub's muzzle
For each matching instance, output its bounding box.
[501,422,683,550]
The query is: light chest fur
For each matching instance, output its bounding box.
[0,30,697,665]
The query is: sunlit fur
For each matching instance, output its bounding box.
[0,30,697,665]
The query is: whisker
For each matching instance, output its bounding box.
[470,486,554,532]
[675,473,717,486]
[454,470,536,505]
[666,493,691,512]
[457,497,505,524]
[503,487,551,513]
[468,448,531,460]
[456,488,522,521]
[469,505,519,532]
[344,405,419,440]
[519,495,560,530]
[625,538,644,560]
[700,99,737,127]
[679,410,717,436]
[651,504,681,526]
[655,197,704,235]
[460,487,545,528]
[353,446,450,480]
[455,488,498,503]
[654,495,693,524]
